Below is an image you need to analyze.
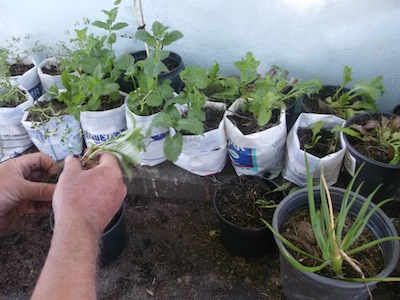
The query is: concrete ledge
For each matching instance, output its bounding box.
[125,160,238,201]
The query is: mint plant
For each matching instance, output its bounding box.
[116,21,183,116]
[150,66,210,162]
[55,0,127,118]
[81,118,145,180]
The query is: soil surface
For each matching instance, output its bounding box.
[41,65,60,76]
[9,63,34,76]
[297,127,340,158]
[1,193,399,300]
[227,109,281,135]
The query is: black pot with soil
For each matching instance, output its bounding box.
[50,201,127,267]
[340,113,400,217]
[118,50,185,94]
[213,175,286,257]
[301,85,350,115]
[273,187,400,299]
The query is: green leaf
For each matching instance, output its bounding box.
[162,30,184,46]
[92,20,109,30]
[177,117,204,135]
[164,134,183,162]
[135,30,157,47]
[112,22,128,31]
[180,66,209,89]
[146,93,163,107]
[342,65,352,87]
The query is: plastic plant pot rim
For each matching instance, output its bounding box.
[272,186,400,288]
[213,175,285,232]
[342,112,400,170]
[49,201,126,237]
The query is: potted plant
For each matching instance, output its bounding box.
[301,65,385,120]
[263,158,400,299]
[0,49,34,161]
[21,93,83,161]
[119,0,185,94]
[2,35,44,100]
[213,175,287,257]
[150,66,228,175]
[57,2,129,147]
[333,112,400,217]
[282,113,346,187]
[224,52,321,178]
[114,21,182,166]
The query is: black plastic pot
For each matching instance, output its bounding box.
[50,201,127,267]
[341,113,400,217]
[392,104,400,116]
[118,50,185,94]
[273,187,399,300]
[213,176,285,257]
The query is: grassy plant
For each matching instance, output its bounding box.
[262,154,400,283]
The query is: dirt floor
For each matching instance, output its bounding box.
[0,194,399,300]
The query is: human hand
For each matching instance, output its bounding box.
[52,153,127,237]
[0,153,58,231]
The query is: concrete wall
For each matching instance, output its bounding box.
[1,0,399,113]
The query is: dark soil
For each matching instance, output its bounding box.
[227,109,281,135]
[281,210,383,279]
[0,88,29,108]
[297,127,340,158]
[41,64,60,76]
[0,193,399,299]
[97,94,125,111]
[214,176,285,228]
[27,99,67,122]
[9,63,34,76]
[203,106,224,132]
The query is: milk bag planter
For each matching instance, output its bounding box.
[272,187,399,300]
[341,113,400,217]
[37,57,64,93]
[125,99,168,167]
[80,92,127,147]
[50,201,127,267]
[171,101,227,176]
[0,87,33,161]
[21,96,83,161]
[282,113,346,186]
[224,98,287,178]
[213,175,285,257]
[9,56,42,100]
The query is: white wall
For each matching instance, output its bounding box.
[1,0,399,113]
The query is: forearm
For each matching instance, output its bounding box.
[32,219,100,300]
